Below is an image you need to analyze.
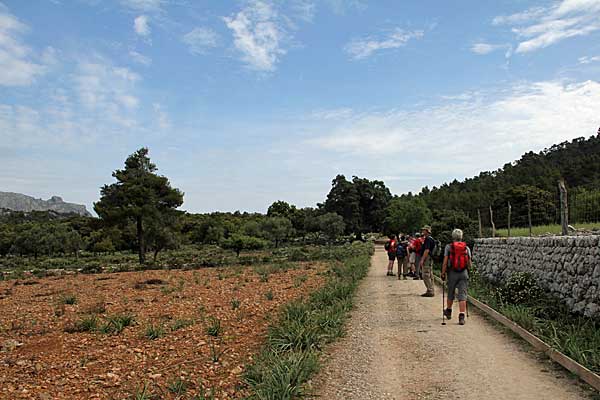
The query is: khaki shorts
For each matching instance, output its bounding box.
[409,253,416,263]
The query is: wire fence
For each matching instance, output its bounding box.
[475,182,600,237]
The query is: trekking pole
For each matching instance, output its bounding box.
[441,279,446,325]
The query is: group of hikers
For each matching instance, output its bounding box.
[384,226,472,325]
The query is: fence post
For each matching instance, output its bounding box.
[527,192,532,237]
[489,205,496,238]
[478,209,483,238]
[507,202,512,238]
[559,178,569,236]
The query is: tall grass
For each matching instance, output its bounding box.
[466,265,600,374]
[244,242,374,399]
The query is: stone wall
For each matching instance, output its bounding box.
[473,236,600,318]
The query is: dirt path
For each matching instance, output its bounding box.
[310,246,593,400]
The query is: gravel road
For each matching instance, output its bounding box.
[310,246,594,400]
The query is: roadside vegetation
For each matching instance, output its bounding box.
[496,222,600,237]
[244,241,374,399]
[466,267,600,375]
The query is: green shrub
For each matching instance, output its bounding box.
[497,272,543,305]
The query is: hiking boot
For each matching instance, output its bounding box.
[443,308,452,320]
[459,313,466,325]
[413,276,420,280]
[421,292,435,297]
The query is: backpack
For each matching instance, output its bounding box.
[384,241,391,251]
[449,242,469,271]
[396,242,407,258]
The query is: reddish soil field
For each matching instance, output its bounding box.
[0,262,326,399]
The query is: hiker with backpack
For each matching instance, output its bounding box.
[384,234,397,276]
[418,225,436,297]
[396,235,409,280]
[441,228,472,325]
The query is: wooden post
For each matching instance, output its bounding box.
[477,209,483,238]
[489,206,496,238]
[507,202,512,238]
[527,192,533,237]
[559,178,569,236]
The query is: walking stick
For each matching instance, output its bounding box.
[441,278,446,325]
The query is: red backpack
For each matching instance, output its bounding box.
[449,242,469,271]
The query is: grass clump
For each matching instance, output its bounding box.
[99,314,135,334]
[264,290,274,301]
[145,323,165,340]
[67,315,99,333]
[231,299,241,310]
[61,294,77,305]
[244,242,373,399]
[206,316,222,337]
[167,377,188,396]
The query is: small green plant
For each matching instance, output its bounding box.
[61,294,77,305]
[167,377,188,396]
[206,316,222,337]
[265,290,274,301]
[293,274,308,288]
[131,382,155,400]
[100,314,135,334]
[231,299,241,310]
[68,315,99,333]
[170,318,194,331]
[254,266,270,282]
[145,323,165,340]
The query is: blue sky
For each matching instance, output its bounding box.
[1,0,600,213]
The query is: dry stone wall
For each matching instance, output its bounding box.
[473,236,600,318]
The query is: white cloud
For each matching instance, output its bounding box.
[182,27,219,55]
[134,15,150,36]
[129,50,151,65]
[493,0,600,53]
[74,58,141,127]
[578,55,600,64]
[309,80,600,175]
[492,7,547,26]
[1,55,146,153]
[153,103,170,130]
[325,0,366,15]
[471,42,505,55]
[120,0,164,13]
[344,28,424,60]
[223,1,286,71]
[0,6,45,86]
[291,0,316,22]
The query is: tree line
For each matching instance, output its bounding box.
[2,133,599,263]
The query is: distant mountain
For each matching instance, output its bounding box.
[0,192,92,217]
